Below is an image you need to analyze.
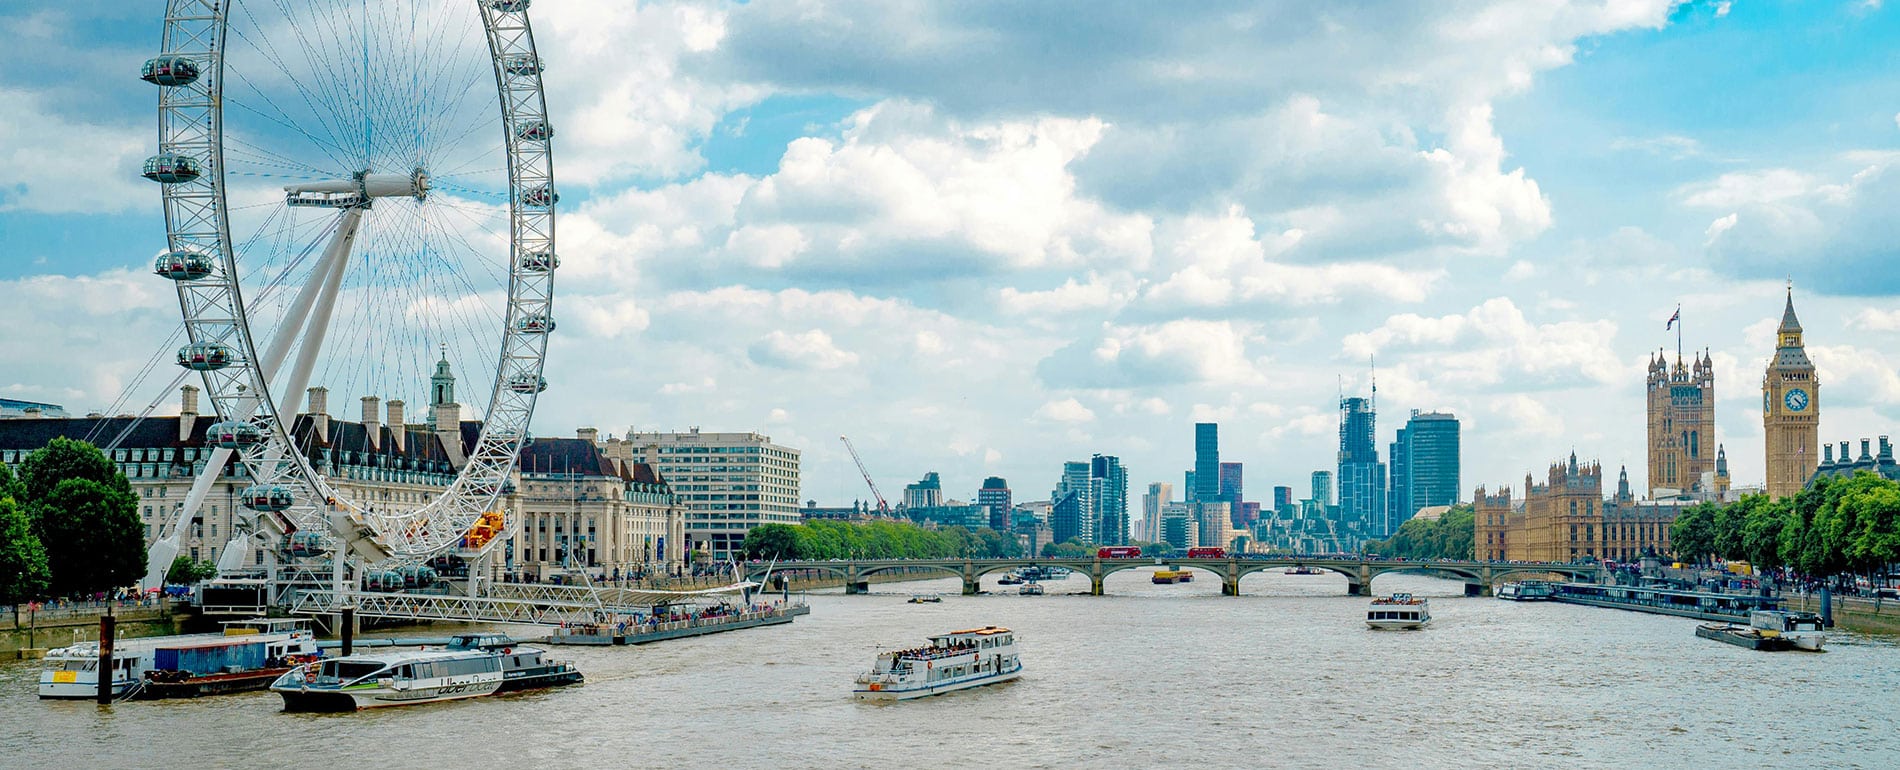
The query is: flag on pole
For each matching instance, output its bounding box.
[1666,307,1680,330]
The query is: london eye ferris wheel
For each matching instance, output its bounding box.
[143,0,557,571]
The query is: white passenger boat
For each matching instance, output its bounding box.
[1366,593,1431,630]
[271,634,580,711]
[1019,582,1045,596]
[1496,580,1555,601]
[273,648,503,711]
[1749,610,1827,651]
[38,618,318,700]
[854,626,1022,701]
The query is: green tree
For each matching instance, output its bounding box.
[1366,505,1474,560]
[34,478,145,597]
[1669,502,1717,565]
[1040,539,1094,558]
[741,523,804,560]
[165,555,219,585]
[1850,484,1900,576]
[1737,495,1788,571]
[15,439,144,597]
[0,493,51,617]
[17,436,129,506]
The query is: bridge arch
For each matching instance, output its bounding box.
[1232,561,1361,586]
[856,562,967,582]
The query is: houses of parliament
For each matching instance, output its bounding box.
[1476,290,1825,563]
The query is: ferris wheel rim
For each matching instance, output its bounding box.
[150,0,556,560]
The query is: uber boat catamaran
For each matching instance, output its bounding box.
[271,633,580,711]
[1366,594,1432,630]
[854,627,1022,701]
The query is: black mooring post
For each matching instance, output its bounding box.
[340,607,355,656]
[96,611,116,705]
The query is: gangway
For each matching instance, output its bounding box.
[290,581,761,627]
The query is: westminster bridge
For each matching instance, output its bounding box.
[748,557,1603,597]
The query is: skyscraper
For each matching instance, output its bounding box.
[1193,423,1219,503]
[903,472,943,510]
[1141,482,1173,543]
[1388,410,1461,535]
[1311,471,1333,508]
[1763,289,1820,499]
[978,476,1012,531]
[1218,461,1244,526]
[1337,395,1386,537]
[1052,461,1096,544]
[1273,485,1292,511]
[1091,454,1129,545]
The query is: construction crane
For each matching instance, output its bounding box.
[839,435,891,514]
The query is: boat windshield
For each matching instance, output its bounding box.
[318,660,386,683]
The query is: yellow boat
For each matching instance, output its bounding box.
[1152,569,1194,584]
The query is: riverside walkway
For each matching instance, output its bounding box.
[748,557,1602,597]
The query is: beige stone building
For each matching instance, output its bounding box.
[505,430,684,581]
[1474,458,1681,563]
[1646,349,1716,497]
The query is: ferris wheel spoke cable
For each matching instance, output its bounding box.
[230,5,359,168]
[221,63,356,171]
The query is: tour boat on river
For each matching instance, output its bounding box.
[39,618,317,700]
[1152,569,1194,584]
[1496,581,1556,601]
[1749,610,1827,651]
[271,633,580,711]
[854,626,1021,701]
[1366,594,1431,630]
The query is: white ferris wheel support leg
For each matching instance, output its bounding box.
[214,207,365,575]
[141,218,361,590]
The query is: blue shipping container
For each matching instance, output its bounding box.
[153,641,268,675]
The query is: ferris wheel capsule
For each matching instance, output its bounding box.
[142,154,202,184]
[516,314,555,334]
[507,373,548,393]
[154,250,215,281]
[205,420,263,449]
[486,0,532,11]
[176,343,234,371]
[519,250,558,272]
[239,485,294,512]
[515,120,553,142]
[520,184,558,207]
[502,54,544,76]
[140,56,201,86]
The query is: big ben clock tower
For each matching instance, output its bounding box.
[1763,288,1819,498]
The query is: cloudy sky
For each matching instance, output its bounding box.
[7,1,1900,515]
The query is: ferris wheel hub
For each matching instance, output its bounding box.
[285,168,430,208]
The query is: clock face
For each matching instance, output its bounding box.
[1785,388,1809,412]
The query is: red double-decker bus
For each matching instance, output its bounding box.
[1186,547,1226,559]
[1096,546,1142,559]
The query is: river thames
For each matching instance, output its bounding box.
[2,570,1896,769]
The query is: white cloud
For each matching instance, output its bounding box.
[1039,319,1263,389]
[1342,297,1624,389]
[747,329,859,370]
[1034,398,1096,424]
[1688,155,1900,292]
[1849,308,1900,332]
[0,87,150,214]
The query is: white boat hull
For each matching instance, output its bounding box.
[276,677,505,711]
[854,669,1021,701]
[1366,618,1429,630]
[1788,632,1826,651]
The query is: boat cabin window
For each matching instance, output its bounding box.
[322,661,386,682]
[58,660,96,672]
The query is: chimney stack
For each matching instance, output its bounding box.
[1881,436,1893,462]
[434,402,465,469]
[387,400,406,452]
[577,427,599,444]
[308,387,330,438]
[1862,439,1874,463]
[1841,441,1852,463]
[362,396,381,451]
[1824,444,1835,465]
[179,385,200,442]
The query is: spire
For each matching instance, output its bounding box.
[1716,444,1729,475]
[1778,284,1803,336]
[431,345,456,407]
